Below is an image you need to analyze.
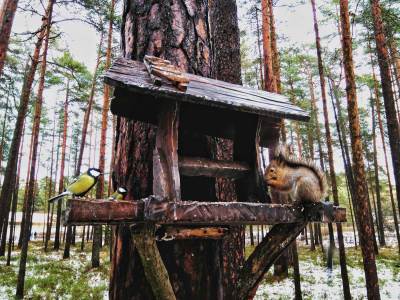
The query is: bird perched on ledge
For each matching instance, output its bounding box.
[48,168,102,203]
[109,187,128,201]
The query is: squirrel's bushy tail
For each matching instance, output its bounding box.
[273,144,328,197]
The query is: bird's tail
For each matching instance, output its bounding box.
[48,191,71,204]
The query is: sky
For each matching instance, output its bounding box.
[7,0,395,185]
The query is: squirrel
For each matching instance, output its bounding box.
[264,145,328,211]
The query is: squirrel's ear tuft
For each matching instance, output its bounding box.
[274,144,290,161]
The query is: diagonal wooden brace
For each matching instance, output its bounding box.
[236,222,307,300]
[131,223,176,300]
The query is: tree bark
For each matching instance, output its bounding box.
[0,6,48,248]
[0,0,19,77]
[310,1,350,298]
[75,31,104,177]
[16,1,54,296]
[110,1,234,299]
[371,95,386,246]
[340,0,380,298]
[54,80,69,250]
[372,67,400,252]
[370,0,400,241]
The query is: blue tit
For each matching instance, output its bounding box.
[109,187,128,201]
[49,168,102,203]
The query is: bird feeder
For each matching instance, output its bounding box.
[64,56,345,228]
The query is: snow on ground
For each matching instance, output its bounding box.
[255,259,400,300]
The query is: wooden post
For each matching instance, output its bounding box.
[234,116,266,203]
[131,224,176,300]
[153,101,181,201]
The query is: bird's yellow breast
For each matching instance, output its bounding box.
[67,174,96,196]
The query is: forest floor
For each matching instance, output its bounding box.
[0,240,399,299]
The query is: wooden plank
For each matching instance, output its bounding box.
[178,157,250,179]
[144,197,346,225]
[153,101,181,201]
[63,199,144,225]
[155,226,228,241]
[64,197,346,225]
[104,58,309,121]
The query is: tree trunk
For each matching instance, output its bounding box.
[92,0,115,268]
[371,95,386,246]
[0,6,48,249]
[0,0,19,77]
[340,0,380,298]
[372,66,400,252]
[75,31,104,177]
[110,1,243,299]
[45,115,56,251]
[6,126,24,265]
[54,80,69,251]
[208,1,244,297]
[16,1,54,296]
[261,0,277,92]
[310,2,351,298]
[370,0,400,241]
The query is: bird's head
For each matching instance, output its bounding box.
[87,168,102,178]
[117,187,127,195]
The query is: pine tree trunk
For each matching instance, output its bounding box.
[370,0,400,242]
[75,31,104,177]
[371,96,386,246]
[340,1,380,298]
[0,9,48,249]
[16,1,54,295]
[310,1,351,298]
[372,67,400,252]
[6,127,23,265]
[261,0,277,91]
[54,80,69,251]
[92,0,115,268]
[110,1,243,299]
[0,0,19,77]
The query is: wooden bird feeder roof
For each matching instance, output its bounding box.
[104,57,309,122]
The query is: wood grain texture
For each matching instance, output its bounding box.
[64,197,346,225]
[153,102,181,201]
[104,57,309,121]
[178,156,250,179]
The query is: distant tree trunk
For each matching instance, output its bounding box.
[310,1,350,298]
[372,67,400,252]
[0,9,48,249]
[0,0,19,77]
[0,94,10,182]
[16,0,54,296]
[75,31,104,177]
[261,0,276,91]
[254,7,264,89]
[370,0,400,238]
[54,80,69,251]
[340,1,380,299]
[371,96,386,246]
[92,0,115,268]
[45,116,56,251]
[6,127,23,265]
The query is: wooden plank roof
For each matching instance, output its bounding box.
[104,57,309,122]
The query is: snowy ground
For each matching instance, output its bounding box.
[0,240,398,299]
[255,256,400,300]
[0,242,109,299]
